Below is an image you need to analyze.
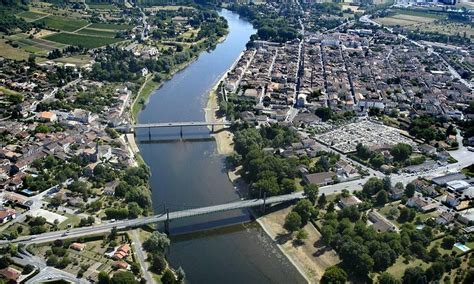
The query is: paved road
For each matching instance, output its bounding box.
[131,230,154,284]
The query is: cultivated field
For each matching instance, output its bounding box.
[44,32,124,48]
[17,10,48,22]
[77,28,117,38]
[88,23,132,31]
[34,15,89,32]
[375,13,436,27]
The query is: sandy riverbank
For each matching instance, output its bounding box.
[257,207,341,283]
[204,85,234,155]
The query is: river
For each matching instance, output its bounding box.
[136,9,305,284]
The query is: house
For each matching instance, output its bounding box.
[418,144,436,155]
[436,212,455,225]
[112,261,130,270]
[406,196,437,212]
[339,195,362,208]
[445,193,460,207]
[70,242,86,251]
[389,186,404,200]
[37,111,57,122]
[368,211,399,233]
[113,244,131,260]
[303,172,336,186]
[0,267,21,282]
[0,208,16,223]
[103,180,119,196]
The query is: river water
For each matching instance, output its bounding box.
[136,9,305,284]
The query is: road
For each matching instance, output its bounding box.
[131,230,154,284]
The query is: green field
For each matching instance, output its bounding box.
[17,10,48,21]
[44,32,124,48]
[88,4,117,10]
[88,22,132,31]
[77,28,117,38]
[35,15,89,32]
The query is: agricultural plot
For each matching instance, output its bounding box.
[44,32,124,48]
[77,28,117,38]
[35,15,89,32]
[88,4,117,10]
[375,13,436,27]
[88,23,132,31]
[0,40,30,60]
[17,10,48,22]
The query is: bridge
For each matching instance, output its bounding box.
[3,192,304,245]
[115,121,233,134]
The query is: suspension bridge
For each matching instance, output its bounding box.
[3,192,305,245]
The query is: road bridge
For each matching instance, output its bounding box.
[115,121,233,135]
[3,192,304,245]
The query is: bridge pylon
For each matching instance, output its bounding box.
[164,209,170,235]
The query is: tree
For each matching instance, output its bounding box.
[98,271,110,284]
[356,143,372,160]
[150,253,167,274]
[405,183,415,198]
[379,272,400,284]
[402,267,426,284]
[296,229,308,243]
[441,236,456,250]
[293,199,317,224]
[370,153,385,169]
[398,208,416,223]
[321,266,347,284]
[390,143,412,162]
[376,190,389,206]
[284,211,302,233]
[383,176,392,191]
[318,193,327,208]
[0,256,11,269]
[303,184,319,204]
[363,177,384,196]
[315,107,333,121]
[176,267,185,283]
[161,269,177,284]
[111,271,139,284]
[143,232,170,254]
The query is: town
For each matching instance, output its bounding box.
[0,0,473,283]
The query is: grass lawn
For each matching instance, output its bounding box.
[35,15,89,32]
[131,76,160,120]
[88,23,132,31]
[53,55,92,66]
[59,213,81,230]
[44,32,124,48]
[77,28,117,38]
[385,256,430,279]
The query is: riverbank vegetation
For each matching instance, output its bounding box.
[228,2,301,43]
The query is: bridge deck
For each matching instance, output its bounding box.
[5,192,304,245]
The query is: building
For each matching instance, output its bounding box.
[368,211,399,233]
[339,195,362,208]
[112,261,130,270]
[113,244,131,260]
[37,111,57,122]
[446,180,470,192]
[436,212,455,225]
[303,172,336,186]
[0,267,21,282]
[0,208,16,223]
[70,242,86,251]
